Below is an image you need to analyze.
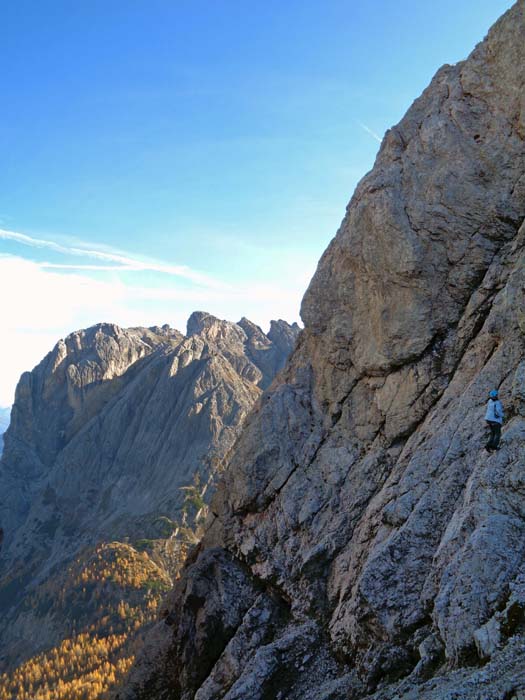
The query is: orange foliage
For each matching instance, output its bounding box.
[0,542,171,700]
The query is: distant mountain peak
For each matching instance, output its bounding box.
[0,311,300,675]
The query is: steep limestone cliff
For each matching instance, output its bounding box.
[119,3,525,698]
[0,313,299,673]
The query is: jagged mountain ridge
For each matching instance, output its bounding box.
[0,312,299,673]
[119,3,525,699]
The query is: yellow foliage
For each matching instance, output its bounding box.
[0,632,134,700]
[0,543,171,700]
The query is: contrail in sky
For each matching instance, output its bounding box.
[357,121,382,143]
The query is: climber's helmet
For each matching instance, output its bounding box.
[489,390,499,399]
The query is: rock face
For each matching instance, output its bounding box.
[119,4,525,699]
[0,314,299,669]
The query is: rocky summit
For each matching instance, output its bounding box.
[119,3,525,699]
[0,313,299,674]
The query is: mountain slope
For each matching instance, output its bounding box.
[0,313,299,679]
[0,542,171,700]
[119,3,525,698]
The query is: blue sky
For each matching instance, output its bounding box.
[0,0,514,405]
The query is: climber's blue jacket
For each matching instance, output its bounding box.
[485,399,504,424]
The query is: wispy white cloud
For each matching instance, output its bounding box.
[357,121,382,143]
[0,228,224,288]
[41,263,147,271]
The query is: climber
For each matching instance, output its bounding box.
[485,389,504,452]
